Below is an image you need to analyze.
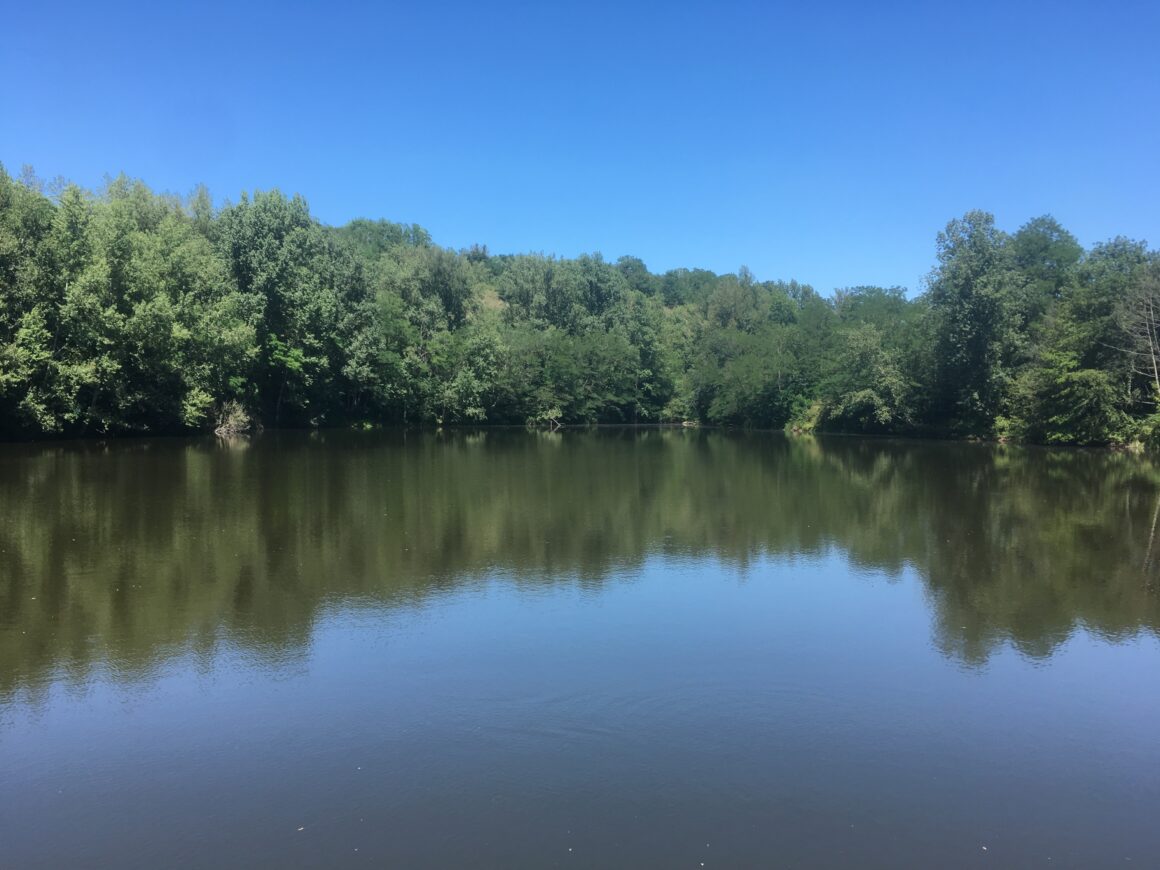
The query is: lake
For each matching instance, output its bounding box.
[2,429,1159,868]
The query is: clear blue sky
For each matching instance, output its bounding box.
[3,0,1157,294]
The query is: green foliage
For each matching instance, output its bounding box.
[818,324,911,432]
[691,324,801,428]
[1005,352,1129,445]
[1010,215,1082,324]
[2,162,1159,447]
[926,210,1025,435]
[330,217,431,259]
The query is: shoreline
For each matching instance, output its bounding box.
[0,422,1147,454]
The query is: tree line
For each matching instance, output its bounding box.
[2,164,1158,445]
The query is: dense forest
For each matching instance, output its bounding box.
[2,163,1158,445]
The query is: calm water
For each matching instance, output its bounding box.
[2,430,1159,868]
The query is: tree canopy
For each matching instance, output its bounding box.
[2,164,1158,446]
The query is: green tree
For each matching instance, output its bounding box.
[925,210,1023,435]
[818,324,911,432]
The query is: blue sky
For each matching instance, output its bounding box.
[3,0,1157,294]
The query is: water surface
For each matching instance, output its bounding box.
[2,430,1159,867]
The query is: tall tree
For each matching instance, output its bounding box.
[926,210,1023,434]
